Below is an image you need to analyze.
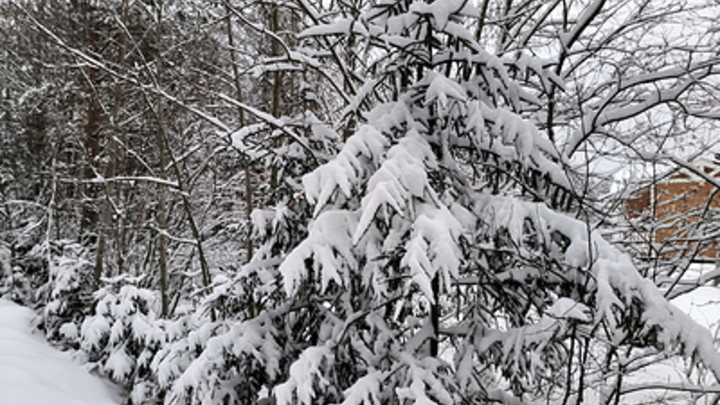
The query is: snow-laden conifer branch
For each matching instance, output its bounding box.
[474,195,720,381]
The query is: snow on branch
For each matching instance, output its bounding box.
[169,316,281,404]
[340,370,387,405]
[567,63,720,156]
[478,195,720,380]
[303,124,387,217]
[279,210,357,296]
[353,132,437,243]
[218,93,318,163]
[274,345,332,405]
[401,205,462,303]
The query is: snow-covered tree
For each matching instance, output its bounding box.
[176,1,720,404]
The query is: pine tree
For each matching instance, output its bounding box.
[219,0,720,403]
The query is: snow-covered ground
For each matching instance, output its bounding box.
[0,299,119,405]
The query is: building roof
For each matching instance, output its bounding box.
[630,155,720,192]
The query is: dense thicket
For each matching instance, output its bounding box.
[1,0,720,404]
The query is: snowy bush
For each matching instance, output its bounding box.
[36,241,94,348]
[166,314,284,404]
[0,217,52,307]
[0,243,31,304]
[77,277,165,401]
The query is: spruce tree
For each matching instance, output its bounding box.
[252,0,720,403]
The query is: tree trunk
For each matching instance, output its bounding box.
[78,1,102,245]
[225,3,254,263]
[81,64,101,243]
[94,0,129,286]
[155,0,169,318]
[269,4,281,190]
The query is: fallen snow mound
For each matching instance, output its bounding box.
[0,299,118,405]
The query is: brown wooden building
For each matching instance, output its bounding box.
[625,158,720,262]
